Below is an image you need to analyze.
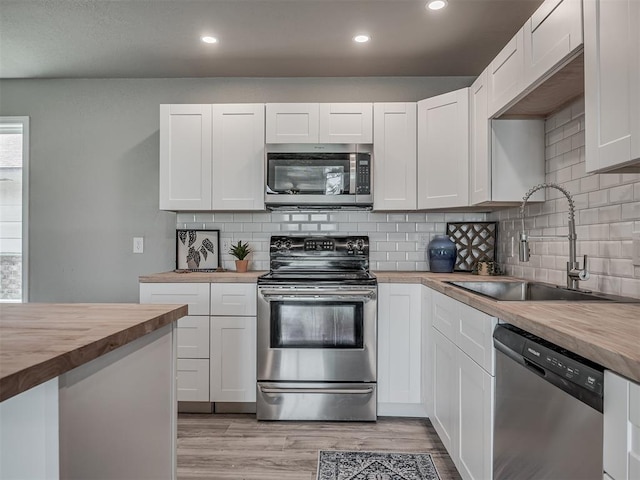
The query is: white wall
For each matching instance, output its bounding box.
[491,97,640,298]
[0,76,474,302]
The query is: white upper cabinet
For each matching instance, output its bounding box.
[159,104,212,210]
[212,104,265,210]
[373,103,417,211]
[470,68,545,205]
[417,89,469,209]
[523,0,583,90]
[318,103,373,143]
[469,70,491,205]
[159,104,265,211]
[488,29,525,118]
[265,103,319,143]
[266,103,373,144]
[585,0,640,173]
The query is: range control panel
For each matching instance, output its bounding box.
[304,239,335,251]
[523,340,604,395]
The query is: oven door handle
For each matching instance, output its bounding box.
[259,386,374,395]
[259,289,376,301]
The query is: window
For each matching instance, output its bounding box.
[0,117,29,302]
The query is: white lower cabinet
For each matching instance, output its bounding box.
[176,359,210,402]
[604,370,640,480]
[429,288,496,480]
[457,348,494,480]
[431,327,457,452]
[141,281,257,406]
[377,283,426,417]
[210,316,256,402]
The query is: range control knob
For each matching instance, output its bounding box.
[356,239,365,251]
[274,240,283,250]
[346,240,355,251]
[284,240,292,250]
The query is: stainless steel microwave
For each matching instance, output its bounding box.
[264,144,373,209]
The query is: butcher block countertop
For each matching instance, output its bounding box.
[0,303,188,402]
[139,270,265,283]
[137,270,640,383]
[378,272,640,384]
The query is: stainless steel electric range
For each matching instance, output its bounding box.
[256,235,377,421]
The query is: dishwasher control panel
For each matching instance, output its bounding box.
[523,340,604,395]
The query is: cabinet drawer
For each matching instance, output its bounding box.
[140,283,210,316]
[176,316,210,359]
[457,303,497,376]
[177,359,210,402]
[431,290,458,342]
[211,283,257,316]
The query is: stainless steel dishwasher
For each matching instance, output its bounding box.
[493,324,604,480]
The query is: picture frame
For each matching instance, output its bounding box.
[176,229,221,271]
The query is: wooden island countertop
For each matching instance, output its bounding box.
[0,303,188,402]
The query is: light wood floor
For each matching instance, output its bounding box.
[177,413,461,480]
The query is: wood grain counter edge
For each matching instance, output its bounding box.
[0,304,188,402]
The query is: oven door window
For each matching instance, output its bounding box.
[270,301,363,349]
[266,154,351,195]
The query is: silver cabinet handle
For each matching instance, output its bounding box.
[259,386,374,395]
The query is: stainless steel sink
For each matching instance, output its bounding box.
[445,280,640,303]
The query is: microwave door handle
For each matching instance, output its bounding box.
[349,153,356,194]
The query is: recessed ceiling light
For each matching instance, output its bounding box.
[353,34,370,43]
[426,0,448,10]
[201,36,218,44]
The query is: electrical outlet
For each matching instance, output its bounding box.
[510,236,515,257]
[133,237,144,254]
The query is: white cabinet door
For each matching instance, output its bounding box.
[431,327,457,454]
[210,283,257,316]
[373,103,417,210]
[604,370,640,480]
[457,349,494,480]
[457,303,497,376]
[176,316,210,359]
[319,103,373,144]
[585,0,640,173]
[469,70,491,205]
[488,29,525,118]
[265,103,319,143]
[377,283,424,416]
[417,89,469,209]
[212,104,265,210]
[177,359,210,402]
[159,104,212,210]
[210,316,256,402]
[140,282,211,316]
[523,0,583,90]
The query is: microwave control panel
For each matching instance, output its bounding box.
[356,155,371,195]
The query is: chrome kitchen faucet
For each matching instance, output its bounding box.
[519,183,589,291]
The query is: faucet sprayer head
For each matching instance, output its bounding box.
[519,232,530,262]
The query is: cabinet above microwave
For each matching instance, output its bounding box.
[265,103,373,144]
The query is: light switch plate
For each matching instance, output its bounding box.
[633,232,640,266]
[133,237,144,254]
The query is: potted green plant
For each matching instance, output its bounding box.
[229,240,252,273]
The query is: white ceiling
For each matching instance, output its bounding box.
[0,0,543,79]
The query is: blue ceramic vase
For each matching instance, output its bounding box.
[428,235,457,273]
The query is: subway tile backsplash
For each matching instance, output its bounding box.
[489,97,640,298]
[176,211,487,272]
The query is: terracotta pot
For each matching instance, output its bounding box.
[235,259,249,273]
